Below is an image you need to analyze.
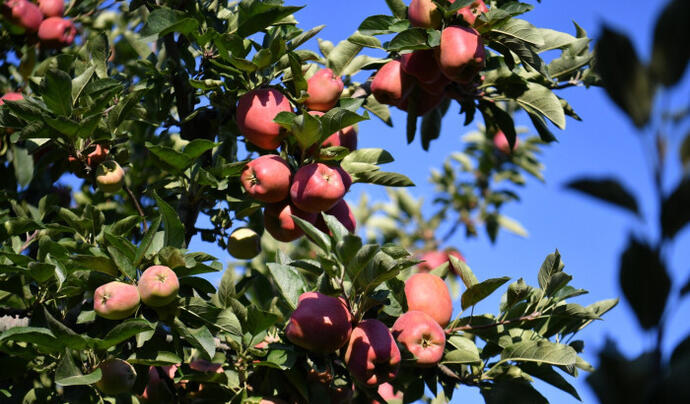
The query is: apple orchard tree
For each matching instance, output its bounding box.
[0,1,619,403]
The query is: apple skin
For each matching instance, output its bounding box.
[400,50,443,85]
[138,265,180,307]
[140,366,175,403]
[86,144,109,167]
[417,249,465,272]
[263,201,318,242]
[5,0,43,33]
[315,199,356,234]
[455,0,488,25]
[38,0,63,17]
[94,281,141,320]
[344,319,401,387]
[371,60,413,107]
[189,359,223,374]
[305,68,344,112]
[322,124,358,151]
[391,311,446,367]
[240,155,292,203]
[259,399,288,404]
[95,161,125,194]
[96,358,137,395]
[493,131,518,154]
[404,273,453,327]
[373,382,403,403]
[227,228,261,260]
[285,291,353,353]
[408,0,441,29]
[38,17,77,49]
[290,163,349,213]
[0,92,24,104]
[236,88,292,150]
[437,26,486,84]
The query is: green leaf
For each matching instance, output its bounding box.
[536,28,579,52]
[0,327,58,349]
[55,350,102,387]
[388,28,431,52]
[481,379,548,404]
[347,244,380,283]
[385,0,407,19]
[501,340,578,367]
[87,33,109,79]
[71,66,95,102]
[660,179,690,239]
[173,320,215,360]
[134,215,162,267]
[42,69,72,116]
[153,192,185,248]
[358,15,403,36]
[320,108,369,141]
[292,111,322,149]
[236,3,302,37]
[95,319,152,349]
[444,336,481,364]
[291,214,331,253]
[107,246,136,279]
[537,250,563,290]
[266,263,307,310]
[619,236,670,330]
[146,142,194,172]
[327,37,363,76]
[352,170,415,187]
[491,18,544,47]
[515,82,566,129]
[519,362,581,400]
[141,7,199,37]
[448,254,478,289]
[348,32,382,49]
[461,277,511,310]
[341,148,394,167]
[566,177,640,217]
[650,0,690,86]
[11,145,33,187]
[288,25,325,50]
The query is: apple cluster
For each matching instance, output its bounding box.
[371,0,487,116]
[237,68,359,244]
[2,0,76,48]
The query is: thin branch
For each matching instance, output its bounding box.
[18,230,39,254]
[124,184,148,232]
[446,311,542,334]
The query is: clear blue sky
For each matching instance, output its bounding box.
[194,1,687,403]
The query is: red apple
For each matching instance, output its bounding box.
[373,382,403,403]
[5,0,42,33]
[0,92,23,104]
[344,319,401,387]
[285,291,353,353]
[392,311,446,366]
[86,144,109,168]
[96,358,137,395]
[455,0,488,25]
[315,199,356,234]
[404,273,453,327]
[322,124,358,151]
[260,399,288,404]
[408,0,441,29]
[400,50,443,85]
[263,201,318,242]
[493,131,518,154]
[38,0,63,17]
[227,228,261,259]
[305,68,344,112]
[418,73,451,95]
[370,60,413,107]
[94,281,140,320]
[236,88,292,150]
[290,163,349,213]
[417,249,465,272]
[140,366,175,403]
[38,17,77,49]
[437,26,485,84]
[240,155,292,203]
[138,265,180,307]
[189,359,224,374]
[95,161,125,193]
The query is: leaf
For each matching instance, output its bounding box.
[497,215,528,237]
[566,177,640,216]
[501,340,577,367]
[236,3,302,37]
[0,327,58,350]
[619,236,670,330]
[291,215,331,253]
[347,244,380,283]
[266,263,307,310]
[288,25,325,50]
[11,145,33,187]
[537,250,563,290]
[55,351,102,387]
[146,142,194,172]
[388,27,432,52]
[385,0,408,19]
[444,336,481,364]
[358,15,402,36]
[660,179,690,239]
[536,28,579,52]
[481,379,548,404]
[461,277,510,310]
[95,319,152,349]
[134,215,162,267]
[519,363,581,401]
[173,320,215,360]
[292,111,322,149]
[515,82,566,129]
[71,66,95,102]
[141,7,199,37]
[87,33,109,79]
[680,134,690,169]
[448,254,478,289]
[352,170,415,187]
[341,148,394,167]
[348,32,382,49]
[650,0,690,86]
[42,69,72,116]
[595,26,655,128]
[491,18,545,47]
[320,108,369,141]
[153,192,185,248]
[327,37,363,76]
[107,246,136,279]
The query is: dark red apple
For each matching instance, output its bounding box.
[400,49,443,85]
[140,365,175,403]
[5,0,42,33]
[96,358,137,395]
[392,311,446,366]
[305,68,344,112]
[240,155,292,203]
[38,0,63,17]
[290,163,349,213]
[344,319,401,387]
[285,291,353,353]
[38,17,77,49]
[408,0,441,29]
[404,273,453,327]
[263,201,318,242]
[370,60,413,107]
[437,26,485,84]
[315,199,356,234]
[236,88,292,150]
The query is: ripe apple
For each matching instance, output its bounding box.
[493,131,518,154]
[408,0,441,29]
[418,73,451,95]
[455,0,488,25]
[38,0,64,17]
[344,319,401,387]
[240,155,292,203]
[404,273,453,327]
[138,265,180,307]
[322,124,358,151]
[392,311,446,366]
[373,382,403,403]
[305,68,344,112]
[94,281,140,320]
[285,291,353,353]
[95,161,125,194]
[5,0,42,33]
[140,366,175,403]
[290,163,349,213]
[371,60,413,107]
[0,92,23,104]
[417,249,465,272]
[86,144,109,168]
[38,17,77,49]
[227,228,261,260]
[96,358,137,395]
[236,88,292,150]
[437,26,486,84]
[315,199,356,234]
[263,201,318,242]
[260,399,288,404]
[400,50,443,85]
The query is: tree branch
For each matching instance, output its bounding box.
[18,230,39,254]
[446,311,542,334]
[124,184,148,232]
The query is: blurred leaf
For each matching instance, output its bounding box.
[388,28,430,52]
[660,179,690,239]
[42,69,72,116]
[497,215,528,237]
[501,340,577,367]
[619,236,669,330]
[153,192,185,248]
[141,7,199,37]
[266,263,307,310]
[566,177,640,216]
[11,145,33,187]
[650,0,690,86]
[461,277,511,310]
[680,133,690,169]
[444,336,481,364]
[518,362,581,401]
[481,379,548,404]
[385,0,407,19]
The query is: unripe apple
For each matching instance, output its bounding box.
[371,60,413,107]
[290,163,349,213]
[345,319,401,387]
[95,161,125,194]
[138,265,180,307]
[94,281,140,320]
[373,382,403,403]
[0,92,23,104]
[408,0,441,29]
[140,366,175,403]
[236,88,292,150]
[437,26,485,84]
[417,249,465,272]
[392,311,446,366]
[5,0,42,33]
[227,228,261,259]
[240,155,292,203]
[96,358,137,395]
[38,17,77,49]
[493,131,518,154]
[405,273,453,327]
[38,0,63,17]
[305,68,344,112]
[455,0,488,25]
[286,292,352,353]
[86,144,109,168]
[322,124,358,151]
[315,199,356,234]
[400,50,443,85]
[263,202,317,242]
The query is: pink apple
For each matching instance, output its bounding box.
[5,0,42,33]
[236,88,292,150]
[345,319,401,387]
[38,0,63,17]
[138,265,180,307]
[493,131,519,154]
[371,60,414,107]
[285,291,353,353]
[38,17,77,49]
[417,249,465,272]
[400,50,443,85]
[263,201,318,242]
[0,92,23,104]
[455,0,488,25]
[305,68,344,112]
[240,155,292,203]
[437,26,485,84]
[392,311,446,366]
[290,163,350,213]
[94,281,140,320]
[405,273,453,327]
[408,0,441,29]
[315,199,356,234]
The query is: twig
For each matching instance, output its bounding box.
[446,311,542,334]
[18,230,39,254]
[124,184,148,232]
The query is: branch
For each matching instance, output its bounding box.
[446,311,542,334]
[124,184,148,232]
[18,230,39,254]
